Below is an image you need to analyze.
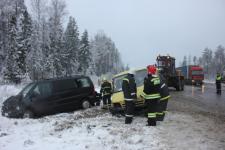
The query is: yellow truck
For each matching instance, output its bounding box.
[110,68,147,114]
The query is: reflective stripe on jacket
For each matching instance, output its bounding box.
[216,75,222,84]
[159,76,170,101]
[142,75,161,100]
[122,74,137,100]
[100,81,112,96]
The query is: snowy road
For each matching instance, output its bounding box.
[0,84,225,150]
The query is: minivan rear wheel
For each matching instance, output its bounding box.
[23,110,34,118]
[82,100,90,109]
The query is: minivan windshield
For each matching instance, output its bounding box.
[113,69,147,93]
[113,74,127,92]
[20,83,35,98]
[135,69,147,87]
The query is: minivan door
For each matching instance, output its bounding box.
[74,77,94,105]
[52,79,80,112]
[25,82,54,115]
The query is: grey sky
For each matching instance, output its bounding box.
[65,0,225,68]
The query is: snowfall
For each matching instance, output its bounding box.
[0,84,225,150]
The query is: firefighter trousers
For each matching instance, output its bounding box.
[103,95,111,107]
[216,83,221,94]
[125,100,135,124]
[157,99,168,121]
[146,98,159,126]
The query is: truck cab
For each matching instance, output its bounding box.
[190,66,204,85]
[157,55,184,91]
[177,65,204,85]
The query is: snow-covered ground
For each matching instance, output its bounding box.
[0,84,225,150]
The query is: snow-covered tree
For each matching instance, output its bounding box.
[90,31,125,76]
[17,10,32,75]
[0,0,126,81]
[1,0,28,83]
[214,45,225,73]
[28,0,50,80]
[202,48,213,75]
[64,16,80,76]
[48,0,67,77]
[78,30,91,75]
[3,15,21,83]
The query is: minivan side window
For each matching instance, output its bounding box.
[54,79,78,92]
[33,82,52,97]
[76,78,91,88]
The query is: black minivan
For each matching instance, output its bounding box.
[1,76,98,118]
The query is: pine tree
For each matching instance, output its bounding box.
[17,10,32,75]
[64,16,80,76]
[48,0,67,77]
[78,30,91,75]
[4,15,21,83]
[90,31,125,76]
[49,17,65,77]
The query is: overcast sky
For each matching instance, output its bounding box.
[64,0,225,68]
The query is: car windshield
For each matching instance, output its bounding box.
[135,69,147,87]
[192,70,203,75]
[20,83,35,98]
[113,74,127,92]
[158,60,166,67]
[113,69,147,92]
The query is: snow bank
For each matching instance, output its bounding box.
[204,80,215,84]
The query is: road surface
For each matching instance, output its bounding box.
[169,84,225,118]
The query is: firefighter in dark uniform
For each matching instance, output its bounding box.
[157,73,170,121]
[100,77,112,109]
[122,70,137,124]
[216,73,222,95]
[142,65,161,126]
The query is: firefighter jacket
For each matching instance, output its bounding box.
[216,75,222,84]
[122,74,137,101]
[142,74,161,100]
[159,79,170,101]
[100,81,112,96]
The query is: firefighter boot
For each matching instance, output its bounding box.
[156,113,165,121]
[147,118,156,126]
[125,117,133,124]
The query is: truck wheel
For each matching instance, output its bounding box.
[23,110,34,118]
[82,100,91,109]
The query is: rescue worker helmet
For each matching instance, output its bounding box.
[147,65,157,75]
[102,77,107,82]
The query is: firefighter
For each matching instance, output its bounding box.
[100,77,112,109]
[216,73,222,95]
[142,65,161,126]
[157,74,170,121]
[122,70,137,124]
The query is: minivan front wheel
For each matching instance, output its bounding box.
[23,110,34,118]
[82,100,90,109]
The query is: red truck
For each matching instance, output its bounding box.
[176,65,204,85]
